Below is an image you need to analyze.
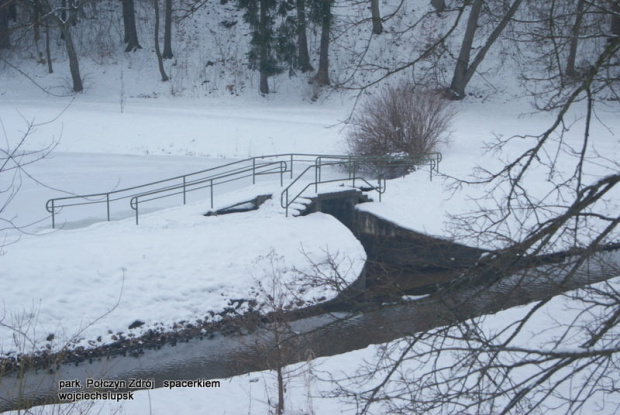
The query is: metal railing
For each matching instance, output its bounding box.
[46,156,290,228]
[313,152,442,182]
[129,161,286,224]
[280,158,385,217]
[45,152,442,227]
[280,153,442,216]
[281,173,385,217]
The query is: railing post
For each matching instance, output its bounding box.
[135,199,139,225]
[285,189,289,217]
[51,200,55,229]
[183,176,187,204]
[315,164,319,193]
[106,194,110,221]
[210,179,214,209]
[348,157,353,180]
[252,158,256,185]
[290,154,293,179]
[352,160,357,187]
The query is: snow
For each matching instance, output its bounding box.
[357,100,620,250]
[1,93,618,414]
[0,194,366,353]
[1,94,373,356]
[0,94,616,415]
[5,278,619,415]
[1,1,619,413]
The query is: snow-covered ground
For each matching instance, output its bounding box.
[1,91,619,414]
[1,0,619,411]
[0,95,371,356]
[4,280,619,415]
[358,100,620,250]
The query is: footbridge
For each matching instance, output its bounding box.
[45,153,441,227]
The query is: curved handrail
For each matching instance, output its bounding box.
[279,153,441,217]
[279,156,392,216]
[281,176,385,217]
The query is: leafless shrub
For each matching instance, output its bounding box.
[239,248,362,415]
[346,83,454,177]
[1,118,58,254]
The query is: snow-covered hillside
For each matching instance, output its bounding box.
[1,0,533,101]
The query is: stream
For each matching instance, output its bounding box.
[1,206,618,412]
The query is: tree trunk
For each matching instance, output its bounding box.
[69,0,77,26]
[450,0,483,99]
[0,0,10,50]
[59,0,66,40]
[61,0,67,23]
[122,0,141,52]
[162,0,173,59]
[370,0,383,35]
[153,0,169,81]
[275,328,285,415]
[611,2,620,40]
[431,0,446,13]
[33,0,41,43]
[60,23,83,92]
[296,0,313,72]
[259,71,269,94]
[314,0,331,86]
[566,0,585,78]
[259,0,269,94]
[45,22,53,73]
[449,0,523,99]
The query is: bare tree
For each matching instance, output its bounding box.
[247,251,308,415]
[331,3,467,99]
[296,0,313,72]
[57,19,82,92]
[370,0,382,35]
[566,0,587,78]
[510,0,616,110]
[325,1,523,99]
[431,0,445,13]
[332,32,620,415]
[153,0,169,81]
[35,0,84,91]
[1,119,57,253]
[610,0,620,39]
[0,0,14,50]
[449,0,523,99]
[162,0,173,58]
[122,0,141,52]
[240,248,362,415]
[313,0,333,86]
